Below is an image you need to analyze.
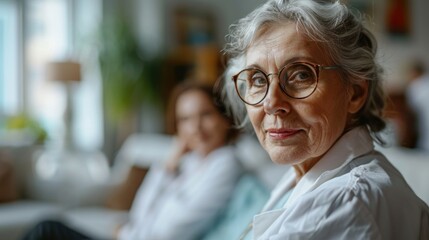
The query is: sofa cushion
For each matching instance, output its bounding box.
[105,166,148,210]
[203,174,270,240]
[0,158,18,203]
[0,146,40,199]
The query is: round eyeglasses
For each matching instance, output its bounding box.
[232,62,339,105]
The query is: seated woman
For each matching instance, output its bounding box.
[221,0,429,239]
[22,81,243,240]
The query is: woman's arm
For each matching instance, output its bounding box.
[164,138,190,173]
[148,149,243,240]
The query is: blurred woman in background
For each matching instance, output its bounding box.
[116,82,243,240]
[22,81,243,240]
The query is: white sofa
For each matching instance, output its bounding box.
[0,133,286,240]
[60,134,289,240]
[0,133,428,240]
[0,144,127,240]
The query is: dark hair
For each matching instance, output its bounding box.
[166,81,240,143]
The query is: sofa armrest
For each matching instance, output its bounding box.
[26,177,119,207]
[110,133,288,191]
[110,133,174,183]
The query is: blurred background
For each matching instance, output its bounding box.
[0,0,428,156]
[0,0,428,239]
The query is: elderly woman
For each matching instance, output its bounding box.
[221,0,429,239]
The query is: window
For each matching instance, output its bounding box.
[25,0,69,139]
[24,0,104,150]
[0,0,20,116]
[2,0,105,151]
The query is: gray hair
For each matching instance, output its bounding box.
[221,0,386,143]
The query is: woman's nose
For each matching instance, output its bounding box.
[263,79,291,115]
[192,117,203,132]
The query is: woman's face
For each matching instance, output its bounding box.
[244,23,367,172]
[176,89,230,156]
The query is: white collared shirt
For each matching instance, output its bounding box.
[253,127,429,240]
[118,146,243,240]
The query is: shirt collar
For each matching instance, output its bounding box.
[284,127,374,207]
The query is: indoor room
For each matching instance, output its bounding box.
[1,0,428,239]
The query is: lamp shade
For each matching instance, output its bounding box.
[46,61,81,82]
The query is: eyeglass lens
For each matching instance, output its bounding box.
[234,63,318,105]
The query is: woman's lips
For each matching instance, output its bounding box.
[266,128,301,140]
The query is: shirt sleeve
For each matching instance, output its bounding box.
[264,186,382,240]
[145,151,243,240]
[117,164,176,240]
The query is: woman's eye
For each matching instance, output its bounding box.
[251,74,267,87]
[290,70,312,82]
[200,110,214,118]
[177,116,189,123]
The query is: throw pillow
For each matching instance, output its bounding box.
[105,166,148,210]
[0,157,18,203]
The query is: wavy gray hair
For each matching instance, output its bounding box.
[220,0,386,143]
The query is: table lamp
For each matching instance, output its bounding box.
[30,60,110,206]
[46,61,81,150]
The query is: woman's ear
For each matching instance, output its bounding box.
[348,80,369,114]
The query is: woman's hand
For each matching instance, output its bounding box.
[165,137,190,174]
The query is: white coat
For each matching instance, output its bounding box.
[118,145,243,240]
[252,127,429,240]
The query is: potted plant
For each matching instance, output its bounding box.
[97,16,162,157]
